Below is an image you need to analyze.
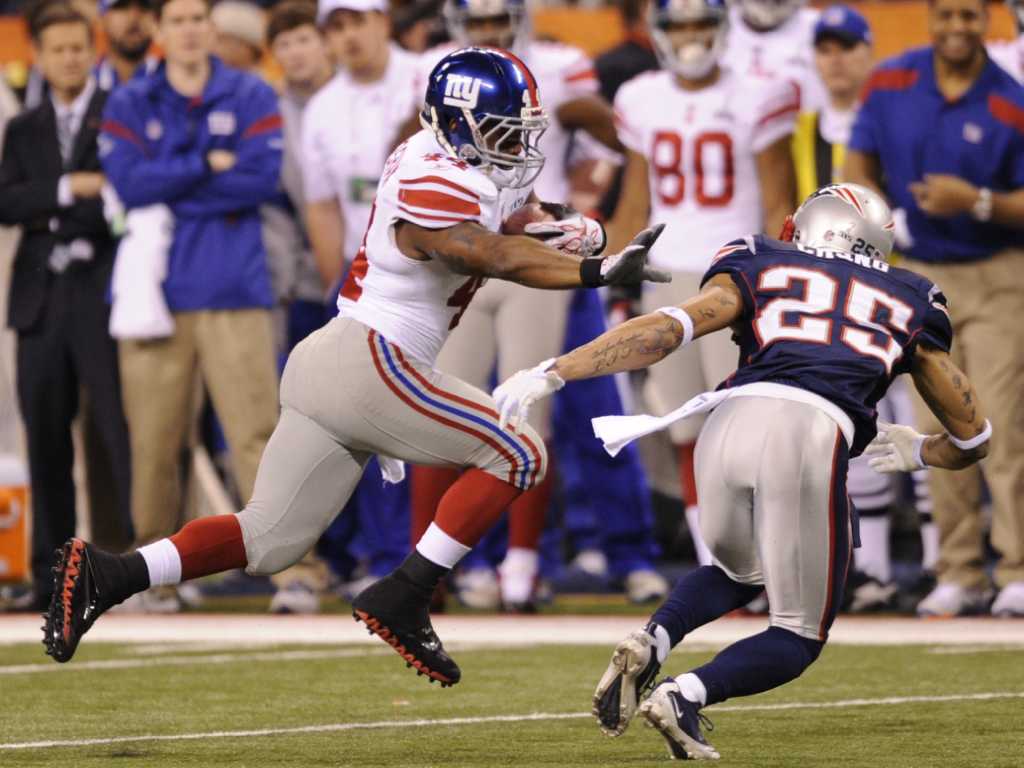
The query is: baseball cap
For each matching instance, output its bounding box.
[317,0,388,25]
[814,5,872,47]
[99,0,153,14]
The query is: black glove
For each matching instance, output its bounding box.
[579,223,670,287]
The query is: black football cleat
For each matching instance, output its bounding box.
[593,622,662,736]
[42,539,126,663]
[639,678,720,760]
[351,574,461,686]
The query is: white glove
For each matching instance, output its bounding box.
[492,358,565,430]
[525,209,606,258]
[864,421,927,473]
[892,207,915,251]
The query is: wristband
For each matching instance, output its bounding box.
[948,419,992,450]
[655,306,694,346]
[580,257,604,288]
[913,435,927,469]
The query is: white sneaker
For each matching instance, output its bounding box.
[916,582,991,617]
[572,549,609,578]
[625,569,669,604]
[454,567,500,610]
[269,582,320,614]
[498,552,539,612]
[991,581,1024,617]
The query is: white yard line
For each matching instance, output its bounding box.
[2,691,1022,751]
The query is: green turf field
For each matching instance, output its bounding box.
[1,639,1022,767]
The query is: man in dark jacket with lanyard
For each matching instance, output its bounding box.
[845,0,1024,618]
[100,0,282,605]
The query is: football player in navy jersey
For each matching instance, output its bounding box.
[494,183,991,760]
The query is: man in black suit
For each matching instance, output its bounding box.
[0,4,133,611]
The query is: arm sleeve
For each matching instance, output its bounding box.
[0,121,61,224]
[613,86,644,154]
[392,168,493,230]
[170,83,284,218]
[100,92,208,209]
[700,237,759,318]
[750,78,800,153]
[560,50,599,102]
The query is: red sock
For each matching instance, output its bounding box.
[434,469,522,547]
[169,514,247,581]
[410,466,461,544]
[508,454,555,550]
[677,443,699,508]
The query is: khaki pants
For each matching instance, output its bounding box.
[238,317,547,575]
[435,280,571,440]
[120,309,279,547]
[641,270,739,443]
[904,250,1024,589]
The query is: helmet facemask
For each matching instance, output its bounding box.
[444,0,528,54]
[650,1,729,81]
[738,0,805,31]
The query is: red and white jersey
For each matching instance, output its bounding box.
[302,45,422,263]
[615,68,798,273]
[988,36,1024,84]
[336,129,533,365]
[416,40,597,203]
[724,6,827,111]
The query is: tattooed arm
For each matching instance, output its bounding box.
[550,274,743,381]
[910,345,989,469]
[395,220,590,289]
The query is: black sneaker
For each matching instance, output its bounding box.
[592,622,662,736]
[42,539,125,663]
[639,678,720,760]
[351,573,461,687]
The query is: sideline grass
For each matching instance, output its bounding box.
[1,642,1022,767]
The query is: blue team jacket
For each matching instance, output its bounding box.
[100,57,283,311]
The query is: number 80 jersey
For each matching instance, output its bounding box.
[614,68,800,274]
[703,235,954,456]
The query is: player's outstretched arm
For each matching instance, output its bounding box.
[394,219,670,289]
[866,345,990,472]
[491,275,742,428]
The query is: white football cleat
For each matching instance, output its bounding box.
[639,678,720,761]
[991,581,1024,617]
[916,582,992,617]
[593,624,662,736]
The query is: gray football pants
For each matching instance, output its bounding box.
[237,317,547,575]
[695,395,853,641]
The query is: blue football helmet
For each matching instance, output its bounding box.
[421,47,548,189]
[650,0,729,80]
[443,0,529,54]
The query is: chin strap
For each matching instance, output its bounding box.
[779,215,796,242]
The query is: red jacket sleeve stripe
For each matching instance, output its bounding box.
[101,119,144,148]
[242,113,283,139]
[989,94,1024,136]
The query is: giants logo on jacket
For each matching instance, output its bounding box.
[443,75,483,109]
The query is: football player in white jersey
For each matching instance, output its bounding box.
[726,0,827,109]
[407,0,624,612]
[43,48,669,687]
[987,0,1024,84]
[303,0,422,289]
[610,0,798,572]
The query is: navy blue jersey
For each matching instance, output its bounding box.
[701,235,953,456]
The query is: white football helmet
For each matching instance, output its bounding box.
[443,0,530,54]
[650,0,730,81]
[737,0,806,31]
[791,183,895,260]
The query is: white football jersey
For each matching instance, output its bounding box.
[302,44,422,264]
[988,36,1024,84]
[416,40,597,203]
[336,129,532,365]
[724,6,827,111]
[615,68,799,273]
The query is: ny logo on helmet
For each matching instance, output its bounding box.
[443,75,483,109]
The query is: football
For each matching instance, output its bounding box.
[500,202,556,236]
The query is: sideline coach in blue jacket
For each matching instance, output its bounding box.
[100,0,283,558]
[845,0,1024,618]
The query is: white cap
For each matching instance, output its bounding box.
[317,0,388,24]
[210,1,268,49]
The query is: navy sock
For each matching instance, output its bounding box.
[651,565,762,647]
[692,626,824,706]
